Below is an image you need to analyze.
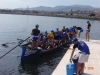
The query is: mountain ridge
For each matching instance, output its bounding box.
[16,5,100,11]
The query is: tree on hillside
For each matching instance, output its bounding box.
[89,13,95,16]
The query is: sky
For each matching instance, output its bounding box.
[0,0,100,9]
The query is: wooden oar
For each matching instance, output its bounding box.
[1,44,9,48]
[0,36,31,59]
[1,42,17,48]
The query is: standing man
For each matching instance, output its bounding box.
[31,24,40,49]
[70,38,90,75]
[86,21,91,42]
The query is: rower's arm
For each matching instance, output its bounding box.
[31,30,33,35]
[70,48,75,60]
[67,32,70,40]
[38,33,40,42]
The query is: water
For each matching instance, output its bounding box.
[0,14,100,75]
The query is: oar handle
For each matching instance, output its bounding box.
[0,36,31,59]
[18,36,31,46]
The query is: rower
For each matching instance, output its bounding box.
[62,26,66,32]
[31,24,40,49]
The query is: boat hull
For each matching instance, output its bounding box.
[21,40,71,63]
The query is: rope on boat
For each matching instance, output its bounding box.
[0,36,31,59]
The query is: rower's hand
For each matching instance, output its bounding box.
[69,59,72,63]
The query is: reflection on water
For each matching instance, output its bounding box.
[18,46,68,75]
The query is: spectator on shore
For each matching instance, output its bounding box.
[85,21,91,42]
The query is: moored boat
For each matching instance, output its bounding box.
[21,40,70,63]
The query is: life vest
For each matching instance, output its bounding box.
[47,32,54,38]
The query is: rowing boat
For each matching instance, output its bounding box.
[21,40,70,62]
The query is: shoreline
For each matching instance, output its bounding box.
[0,13,100,21]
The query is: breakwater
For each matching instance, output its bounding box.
[0,12,100,21]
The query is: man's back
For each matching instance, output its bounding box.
[78,41,90,54]
[32,29,40,36]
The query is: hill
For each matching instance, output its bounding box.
[16,5,100,11]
